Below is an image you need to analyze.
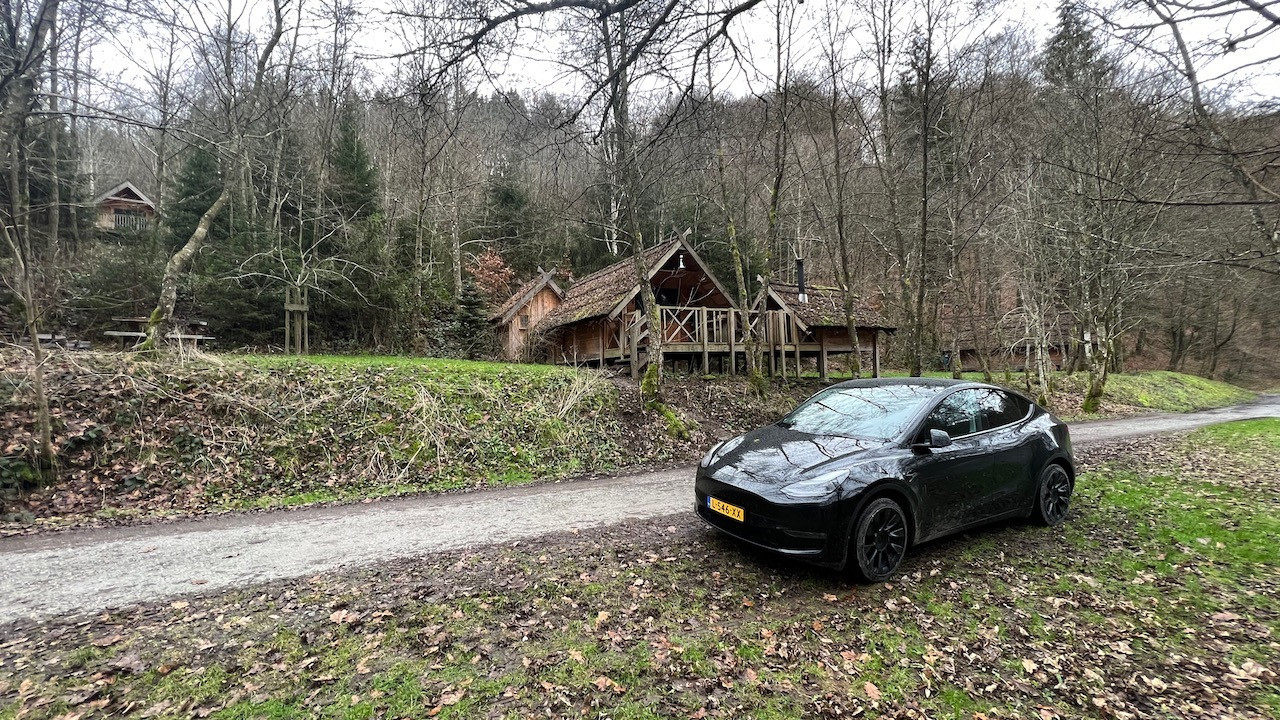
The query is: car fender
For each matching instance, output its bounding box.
[1043,452,1076,481]
[835,477,921,569]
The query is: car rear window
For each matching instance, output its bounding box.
[779,385,948,440]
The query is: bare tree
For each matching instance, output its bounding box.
[141,0,291,350]
[1,0,62,474]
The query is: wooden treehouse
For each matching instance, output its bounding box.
[93,181,156,231]
[522,236,895,379]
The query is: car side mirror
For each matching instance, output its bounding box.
[913,429,953,451]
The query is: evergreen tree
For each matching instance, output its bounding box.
[453,278,492,359]
[166,147,226,252]
[162,146,278,345]
[1042,1,1111,89]
[330,104,379,219]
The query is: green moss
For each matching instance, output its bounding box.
[1056,370,1254,412]
[640,363,660,405]
[652,402,689,440]
[212,699,303,719]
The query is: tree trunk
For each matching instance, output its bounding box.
[713,132,758,382]
[142,187,231,350]
[1082,325,1109,413]
[47,27,62,262]
[2,135,56,475]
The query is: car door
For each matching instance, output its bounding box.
[971,389,1036,517]
[906,389,998,538]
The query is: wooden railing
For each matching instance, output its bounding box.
[113,213,150,231]
[634,306,804,348]
[608,305,848,379]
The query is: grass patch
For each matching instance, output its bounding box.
[848,369,1253,416]
[239,353,570,376]
[1058,370,1255,412]
[1189,418,1280,453]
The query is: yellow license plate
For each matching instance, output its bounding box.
[708,497,744,522]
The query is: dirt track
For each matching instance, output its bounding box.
[2,396,1276,624]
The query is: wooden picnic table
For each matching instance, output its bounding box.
[104,316,215,350]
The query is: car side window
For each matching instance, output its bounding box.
[977,390,1030,430]
[919,390,982,440]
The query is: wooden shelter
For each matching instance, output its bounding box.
[490,268,565,360]
[756,283,895,379]
[534,236,896,378]
[93,181,156,231]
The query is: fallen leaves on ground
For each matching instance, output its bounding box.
[1,429,1276,720]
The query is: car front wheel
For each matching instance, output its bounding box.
[849,497,908,583]
[1033,463,1072,526]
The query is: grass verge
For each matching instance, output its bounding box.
[875,369,1255,420]
[1,420,1276,719]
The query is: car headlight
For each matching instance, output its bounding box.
[700,436,744,468]
[780,469,847,500]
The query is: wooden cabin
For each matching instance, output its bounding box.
[534,236,896,378]
[757,283,895,378]
[94,181,156,231]
[489,268,565,360]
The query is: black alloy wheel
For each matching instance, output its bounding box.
[1034,464,1072,526]
[851,497,908,583]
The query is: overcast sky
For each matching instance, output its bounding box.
[97,0,1277,114]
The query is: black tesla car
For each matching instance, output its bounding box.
[694,378,1074,582]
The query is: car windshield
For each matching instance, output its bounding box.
[778,385,948,440]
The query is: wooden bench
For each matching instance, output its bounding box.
[105,317,215,350]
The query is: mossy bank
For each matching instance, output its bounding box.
[0,353,796,530]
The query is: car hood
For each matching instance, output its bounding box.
[705,424,892,488]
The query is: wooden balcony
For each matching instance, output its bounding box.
[556,304,883,380]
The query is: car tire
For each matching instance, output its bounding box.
[849,497,909,583]
[1033,463,1072,526]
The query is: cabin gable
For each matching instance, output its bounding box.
[94,181,157,231]
[490,270,565,360]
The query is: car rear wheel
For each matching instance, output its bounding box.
[850,497,908,583]
[1033,464,1072,526]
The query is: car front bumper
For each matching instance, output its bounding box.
[694,472,847,568]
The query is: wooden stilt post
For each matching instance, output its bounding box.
[767,311,777,378]
[819,332,829,380]
[629,315,640,380]
[778,313,788,380]
[728,309,737,376]
[793,315,801,377]
[872,331,881,378]
[700,308,709,374]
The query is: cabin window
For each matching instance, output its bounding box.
[655,288,679,306]
[519,314,530,329]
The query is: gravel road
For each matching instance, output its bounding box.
[2,396,1276,624]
